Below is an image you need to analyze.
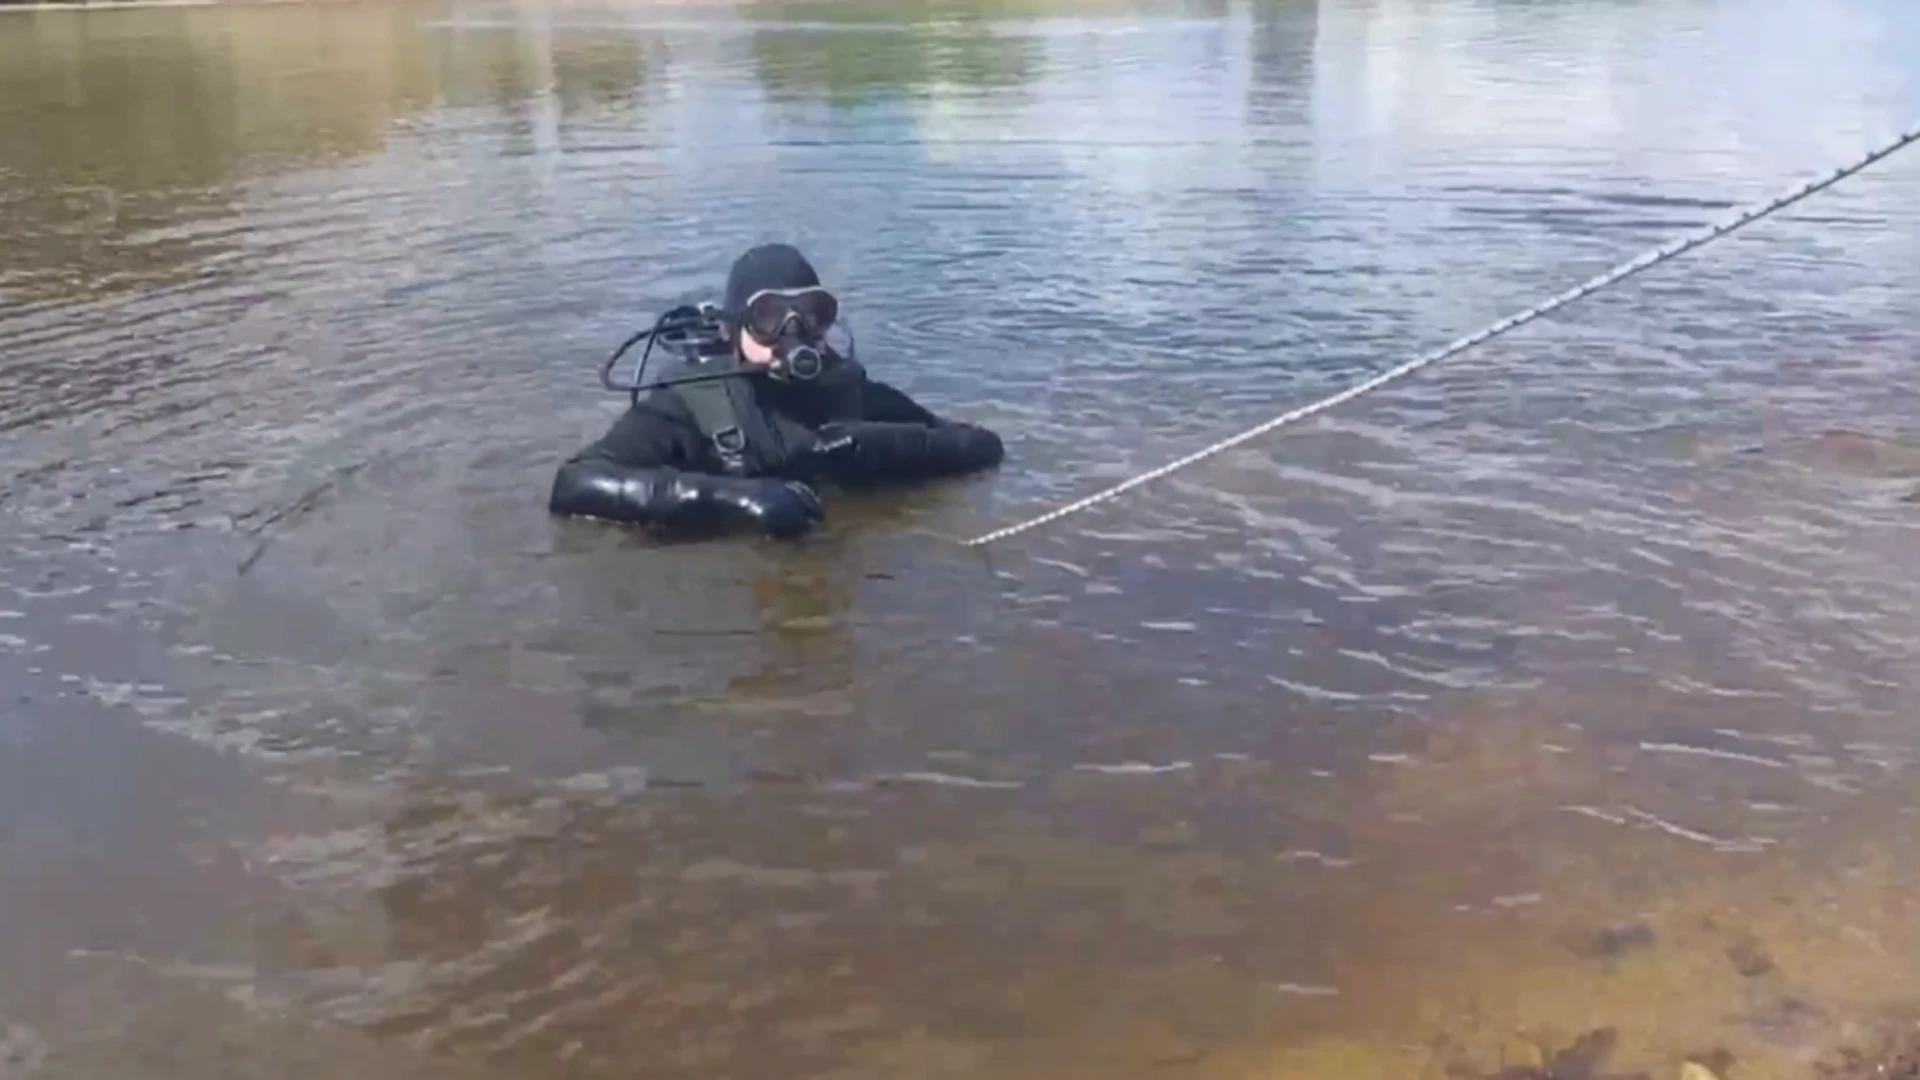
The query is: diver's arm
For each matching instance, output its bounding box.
[821,377,1006,484]
[549,462,822,539]
[812,418,1005,486]
[548,405,823,539]
[859,379,945,426]
[859,379,1002,456]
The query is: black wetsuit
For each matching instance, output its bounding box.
[549,352,1004,539]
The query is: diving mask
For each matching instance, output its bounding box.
[741,287,840,381]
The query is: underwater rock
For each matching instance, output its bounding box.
[1584,922,1658,960]
[1820,1030,1920,1080]
[1726,935,1775,978]
[1468,1027,1648,1080]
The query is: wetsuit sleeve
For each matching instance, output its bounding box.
[548,399,823,539]
[818,378,1005,486]
[572,398,692,469]
[860,379,945,425]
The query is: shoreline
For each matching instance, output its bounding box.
[0,0,749,11]
[0,0,456,12]
[1,0,311,10]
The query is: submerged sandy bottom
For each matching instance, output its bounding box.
[6,672,1920,1080]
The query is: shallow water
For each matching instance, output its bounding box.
[3,0,1920,1075]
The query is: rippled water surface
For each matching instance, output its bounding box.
[4,0,1920,1076]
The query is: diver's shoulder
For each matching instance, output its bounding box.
[630,384,696,417]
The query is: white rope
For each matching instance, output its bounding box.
[963,122,1920,548]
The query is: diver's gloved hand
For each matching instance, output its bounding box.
[706,476,824,540]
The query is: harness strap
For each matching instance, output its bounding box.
[675,373,779,476]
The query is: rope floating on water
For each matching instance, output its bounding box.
[962,121,1920,548]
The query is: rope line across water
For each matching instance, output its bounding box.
[962,121,1920,548]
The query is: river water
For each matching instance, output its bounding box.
[2,0,1919,1076]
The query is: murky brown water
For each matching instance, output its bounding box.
[4,0,1920,1076]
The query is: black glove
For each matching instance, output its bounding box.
[710,476,823,540]
[551,463,823,540]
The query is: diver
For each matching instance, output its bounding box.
[548,243,1005,540]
